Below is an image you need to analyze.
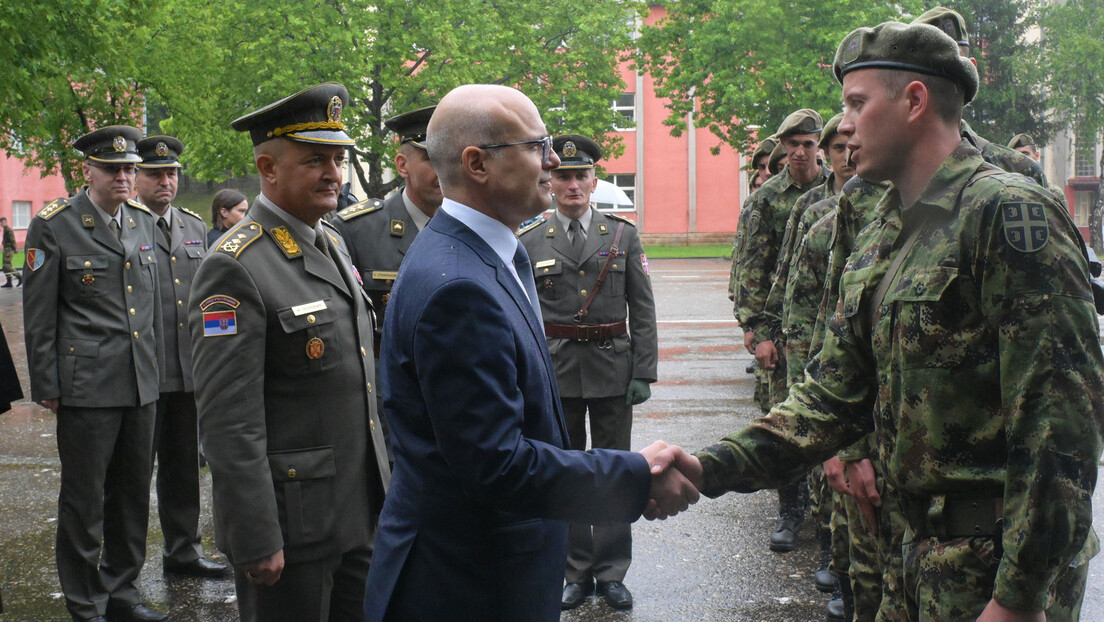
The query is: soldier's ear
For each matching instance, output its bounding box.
[255,153,279,185]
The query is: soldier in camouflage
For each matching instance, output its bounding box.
[735,108,828,553]
[679,21,1103,622]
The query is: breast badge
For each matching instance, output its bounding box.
[306,337,325,359]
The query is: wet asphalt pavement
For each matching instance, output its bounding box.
[0,257,1101,621]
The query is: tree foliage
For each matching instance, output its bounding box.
[635,0,925,153]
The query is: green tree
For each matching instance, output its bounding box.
[635,0,924,154]
[136,0,645,197]
[1037,0,1104,251]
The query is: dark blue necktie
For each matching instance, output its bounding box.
[513,243,543,325]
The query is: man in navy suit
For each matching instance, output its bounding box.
[362,84,702,622]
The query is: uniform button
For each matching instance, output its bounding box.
[83,260,91,267]
[125,262,131,269]
[612,264,618,269]
[129,308,136,315]
[127,285,133,292]
[307,314,316,324]
[178,323,184,329]
[177,300,183,307]
[580,289,587,296]
[360,347,366,356]
[370,420,376,430]
[287,468,297,479]
[543,268,549,273]
[147,255,153,261]
[174,278,180,285]
[68,346,75,354]
[915,284,925,294]
[132,331,139,339]
[367,383,373,393]
[171,256,178,263]
[579,270,585,276]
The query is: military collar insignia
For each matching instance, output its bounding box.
[269,226,303,258]
[597,223,609,234]
[1002,202,1048,252]
[546,225,556,237]
[390,219,405,237]
[81,214,95,228]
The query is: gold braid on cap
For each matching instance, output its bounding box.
[268,121,346,138]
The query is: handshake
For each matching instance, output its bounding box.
[639,441,704,520]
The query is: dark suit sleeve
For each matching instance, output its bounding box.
[189,251,283,564]
[623,227,657,382]
[22,218,61,402]
[411,278,651,523]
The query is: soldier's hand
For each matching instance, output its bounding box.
[625,379,652,405]
[640,441,703,520]
[844,459,880,537]
[242,549,285,586]
[754,340,778,370]
[975,598,1044,622]
[823,456,848,495]
[38,399,59,414]
[742,330,755,354]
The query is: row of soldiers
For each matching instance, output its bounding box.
[722,6,1098,622]
[22,79,658,621]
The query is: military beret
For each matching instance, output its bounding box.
[775,109,823,140]
[73,125,143,164]
[1008,133,1036,150]
[231,82,354,147]
[818,112,845,149]
[748,137,778,170]
[768,141,788,175]
[912,7,969,47]
[136,135,184,169]
[553,135,602,170]
[834,21,979,104]
[385,105,435,149]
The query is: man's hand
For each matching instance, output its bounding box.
[844,459,880,537]
[754,340,778,370]
[743,330,755,355]
[639,441,703,520]
[823,456,848,495]
[39,399,59,414]
[242,549,285,586]
[625,379,652,405]
[975,598,1044,622]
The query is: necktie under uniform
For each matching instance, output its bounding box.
[568,219,585,260]
[108,218,121,240]
[512,243,544,325]
[157,217,171,246]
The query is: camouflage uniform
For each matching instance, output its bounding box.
[697,143,1104,619]
[961,121,1046,187]
[729,192,771,414]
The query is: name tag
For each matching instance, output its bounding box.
[292,300,327,316]
[534,259,556,269]
[371,270,399,281]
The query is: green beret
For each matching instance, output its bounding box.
[834,21,979,104]
[818,113,845,149]
[776,109,822,139]
[747,137,778,170]
[1008,133,1035,150]
[768,141,787,175]
[912,7,969,47]
[136,135,184,169]
[73,126,143,164]
[231,82,354,147]
[385,105,435,149]
[553,134,602,170]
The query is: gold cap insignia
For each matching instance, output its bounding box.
[113,136,127,152]
[328,96,343,123]
[564,141,577,157]
[155,142,169,157]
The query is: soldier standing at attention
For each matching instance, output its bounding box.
[23,126,167,622]
[133,135,229,579]
[189,83,390,621]
[1,217,19,287]
[679,21,1103,621]
[518,135,658,612]
[736,108,827,553]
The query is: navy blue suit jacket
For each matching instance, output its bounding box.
[363,209,651,622]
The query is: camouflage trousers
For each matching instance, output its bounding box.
[2,248,13,276]
[808,465,832,536]
[752,365,770,414]
[830,490,881,622]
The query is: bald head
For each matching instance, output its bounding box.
[429,85,534,187]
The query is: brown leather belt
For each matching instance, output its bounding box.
[543,321,626,341]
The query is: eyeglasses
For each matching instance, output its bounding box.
[479,136,553,166]
[89,163,138,176]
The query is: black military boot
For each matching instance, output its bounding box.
[770,482,805,552]
[1,275,11,288]
[825,583,845,622]
[15,273,20,287]
[840,577,855,620]
[814,527,838,592]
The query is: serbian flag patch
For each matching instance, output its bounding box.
[640,253,649,275]
[202,311,237,337]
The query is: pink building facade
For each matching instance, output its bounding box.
[0,151,67,248]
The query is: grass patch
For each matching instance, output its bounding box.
[643,244,732,259]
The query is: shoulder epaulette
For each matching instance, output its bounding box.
[36,198,71,220]
[178,206,205,222]
[127,199,152,215]
[606,213,637,226]
[517,216,547,236]
[335,198,384,221]
[215,221,263,259]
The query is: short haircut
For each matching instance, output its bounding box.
[876,69,963,124]
[426,107,505,188]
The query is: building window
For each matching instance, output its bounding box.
[612,93,635,129]
[1074,129,1099,178]
[1075,191,1097,228]
[593,173,636,213]
[12,201,31,229]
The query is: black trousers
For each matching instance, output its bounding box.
[152,391,204,564]
[234,546,371,622]
[56,403,156,621]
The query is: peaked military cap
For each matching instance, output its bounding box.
[776,109,823,140]
[73,125,143,164]
[553,135,602,170]
[1008,133,1036,150]
[834,21,979,104]
[818,112,845,149]
[768,141,787,175]
[136,135,184,169]
[384,105,435,149]
[912,7,970,47]
[231,82,354,147]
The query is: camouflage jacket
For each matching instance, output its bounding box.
[728,193,757,305]
[961,120,1047,187]
[781,194,838,389]
[697,144,1104,613]
[735,164,827,332]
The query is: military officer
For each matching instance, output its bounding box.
[23,126,167,622]
[189,83,390,621]
[518,135,658,612]
[683,21,1103,621]
[134,135,228,579]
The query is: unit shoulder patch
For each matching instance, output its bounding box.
[517,216,547,236]
[216,222,263,259]
[605,213,637,226]
[36,198,71,220]
[1001,201,1048,253]
[335,198,384,221]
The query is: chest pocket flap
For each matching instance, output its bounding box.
[532,259,561,277]
[276,301,337,333]
[887,266,958,303]
[67,255,108,271]
[185,246,204,259]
